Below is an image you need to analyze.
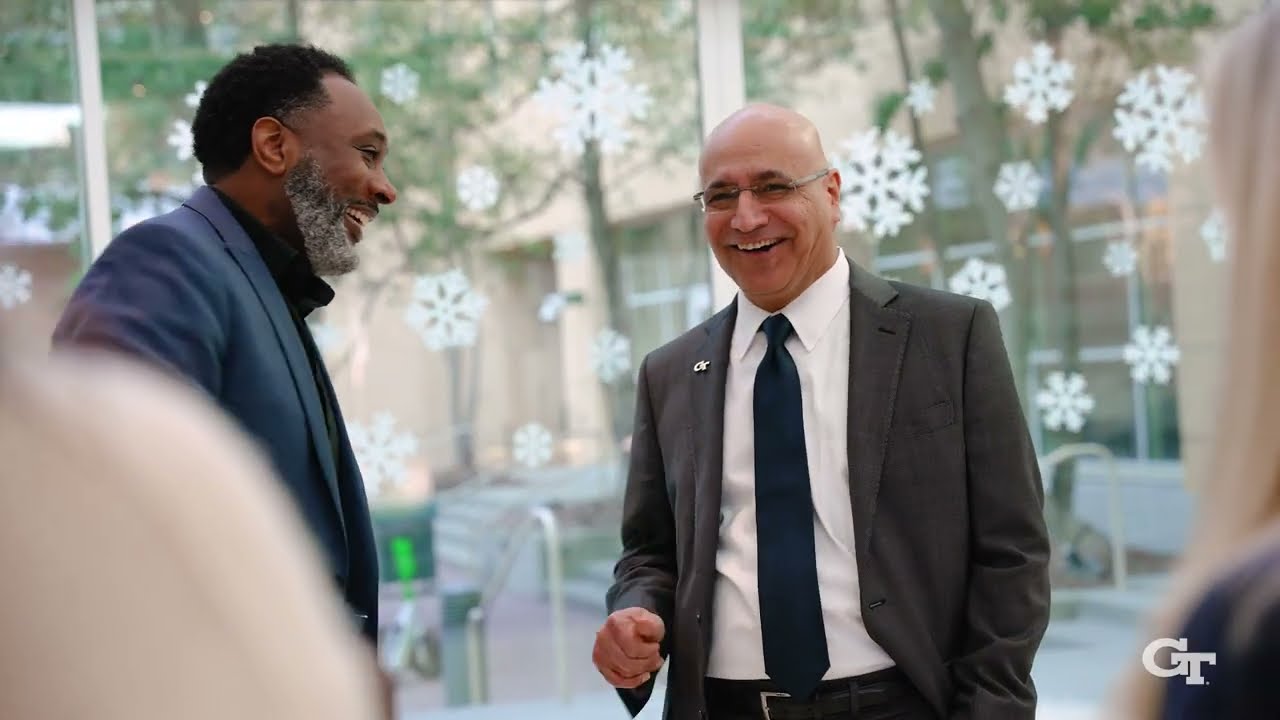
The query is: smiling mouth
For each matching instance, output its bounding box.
[734,238,784,253]
[342,205,376,243]
[344,204,375,227]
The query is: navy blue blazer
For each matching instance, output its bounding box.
[52,186,380,641]
[1161,543,1280,718]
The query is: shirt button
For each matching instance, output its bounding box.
[695,612,702,624]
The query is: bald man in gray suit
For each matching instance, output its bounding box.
[592,104,1050,720]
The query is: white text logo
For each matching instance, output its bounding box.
[1142,637,1216,685]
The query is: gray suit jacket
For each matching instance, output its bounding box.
[607,259,1050,719]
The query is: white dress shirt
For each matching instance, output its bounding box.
[706,250,896,680]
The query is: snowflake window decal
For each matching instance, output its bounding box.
[167,119,193,162]
[905,79,936,117]
[381,63,420,106]
[1123,325,1180,385]
[993,161,1043,213]
[456,165,500,212]
[0,264,33,310]
[533,43,653,156]
[592,327,632,384]
[1200,210,1228,263]
[184,80,207,110]
[1003,42,1074,125]
[512,422,553,469]
[348,412,419,498]
[948,258,1011,312]
[1036,371,1095,434]
[404,269,488,350]
[1113,65,1206,174]
[1103,241,1139,277]
[832,128,930,240]
[538,292,567,323]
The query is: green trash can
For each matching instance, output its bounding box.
[440,585,485,706]
[371,500,436,584]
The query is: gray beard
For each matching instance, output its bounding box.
[284,156,359,276]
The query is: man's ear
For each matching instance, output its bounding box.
[825,168,843,227]
[248,117,297,177]
[825,168,843,206]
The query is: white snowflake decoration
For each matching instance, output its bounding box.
[591,327,632,384]
[0,186,47,242]
[0,264,33,310]
[948,258,1011,312]
[538,292,567,323]
[1004,42,1074,125]
[512,422,553,469]
[309,321,344,354]
[167,119,193,162]
[348,412,419,497]
[1036,371,1095,433]
[993,161,1043,212]
[455,165,500,212]
[1200,210,1227,262]
[1123,325,1180,385]
[184,80,207,110]
[1103,241,1139,277]
[533,43,652,156]
[404,269,488,351]
[553,230,588,262]
[832,128,930,240]
[1113,65,1206,174]
[380,63,420,105]
[905,79,936,116]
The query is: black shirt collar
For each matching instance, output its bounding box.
[210,187,335,317]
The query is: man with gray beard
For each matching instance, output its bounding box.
[52,44,396,653]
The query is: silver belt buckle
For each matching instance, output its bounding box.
[759,690,789,720]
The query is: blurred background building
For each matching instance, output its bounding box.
[0,1,1263,717]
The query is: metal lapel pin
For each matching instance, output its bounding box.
[693,360,710,373]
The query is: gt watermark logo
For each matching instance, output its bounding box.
[1142,638,1217,685]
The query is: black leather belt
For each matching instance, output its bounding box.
[704,667,912,720]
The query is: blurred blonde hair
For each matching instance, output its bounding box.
[1111,5,1280,717]
[0,350,381,720]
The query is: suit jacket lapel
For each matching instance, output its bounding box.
[184,187,345,528]
[846,260,909,550]
[690,303,736,593]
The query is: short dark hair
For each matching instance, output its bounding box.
[193,43,354,182]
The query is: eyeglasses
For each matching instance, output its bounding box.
[693,168,831,213]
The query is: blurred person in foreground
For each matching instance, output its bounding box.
[1111,5,1280,719]
[0,349,383,720]
[593,103,1050,719]
[51,43,397,643]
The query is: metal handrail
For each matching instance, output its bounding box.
[1040,443,1127,590]
[464,504,569,703]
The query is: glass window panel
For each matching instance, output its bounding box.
[1,0,89,347]
[741,0,1254,714]
[93,0,701,713]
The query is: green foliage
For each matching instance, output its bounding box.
[976,31,996,57]
[923,57,948,83]
[1077,0,1118,30]
[873,91,907,130]
[741,0,866,103]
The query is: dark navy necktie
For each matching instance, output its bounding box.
[754,313,829,699]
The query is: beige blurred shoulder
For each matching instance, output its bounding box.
[0,351,381,720]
